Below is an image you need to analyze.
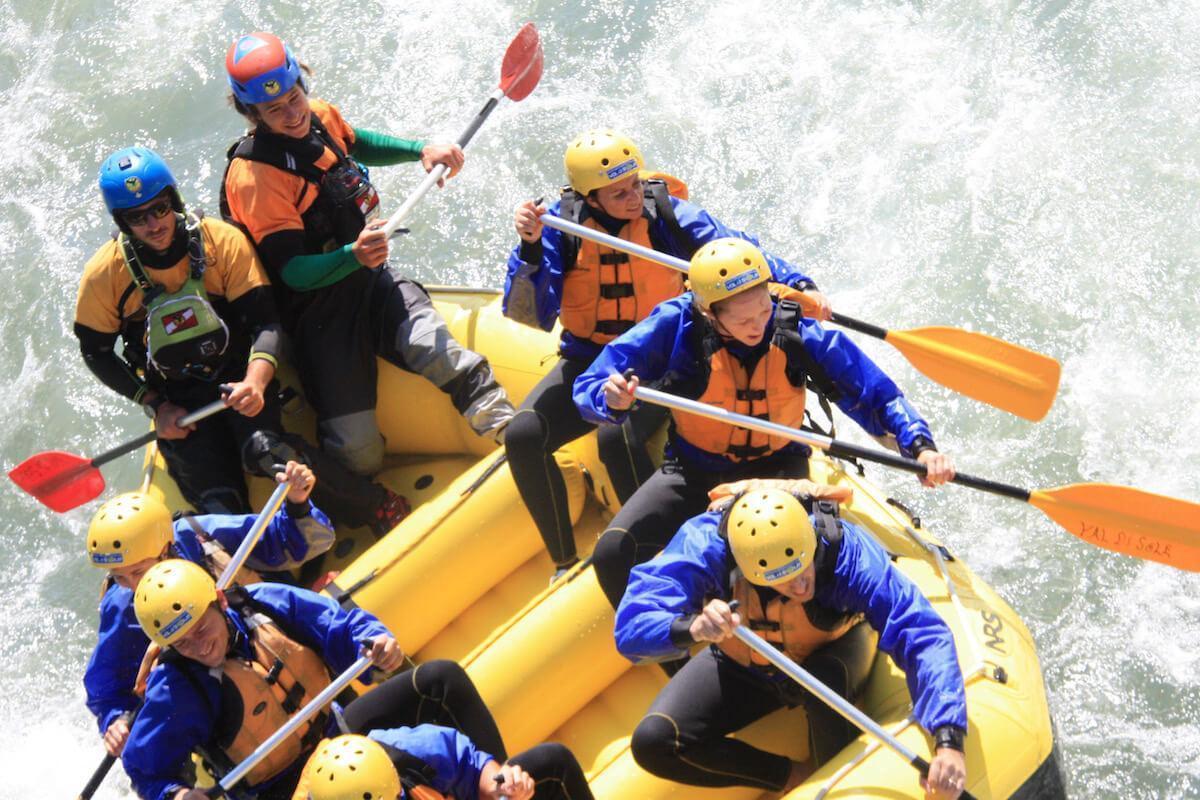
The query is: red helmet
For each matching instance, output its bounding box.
[226,32,302,105]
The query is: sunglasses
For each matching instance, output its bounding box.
[122,198,174,227]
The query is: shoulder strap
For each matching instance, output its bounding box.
[645,180,695,259]
[773,299,843,403]
[555,186,586,271]
[226,125,328,183]
[810,499,843,586]
[118,234,158,298]
[183,213,207,281]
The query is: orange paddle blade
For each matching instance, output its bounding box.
[1030,483,1200,571]
[499,23,543,101]
[886,326,1061,422]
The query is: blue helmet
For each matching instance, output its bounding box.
[98,147,183,220]
[226,32,302,106]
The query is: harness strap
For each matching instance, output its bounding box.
[646,179,693,258]
[598,252,629,265]
[774,299,843,403]
[598,283,636,299]
[594,319,636,335]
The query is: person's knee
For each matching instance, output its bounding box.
[630,713,680,774]
[504,408,548,455]
[414,658,472,695]
[194,486,249,515]
[240,430,306,476]
[320,412,385,475]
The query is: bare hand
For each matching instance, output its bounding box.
[155,402,194,440]
[172,789,208,800]
[103,717,130,757]
[278,460,315,504]
[514,199,547,243]
[603,372,638,412]
[365,635,404,673]
[223,379,266,418]
[803,289,833,321]
[921,747,966,799]
[707,478,854,511]
[420,143,465,186]
[352,219,390,268]
[688,598,741,644]
[480,762,535,800]
[916,450,956,488]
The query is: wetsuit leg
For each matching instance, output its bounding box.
[630,647,792,790]
[290,272,384,475]
[157,380,250,513]
[592,465,708,609]
[504,358,596,566]
[369,271,513,439]
[507,742,595,800]
[800,621,878,766]
[341,659,507,761]
[595,401,668,504]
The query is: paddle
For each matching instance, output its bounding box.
[632,385,1200,572]
[205,652,375,798]
[75,478,293,800]
[730,619,978,800]
[383,23,543,238]
[10,387,231,513]
[540,213,1061,422]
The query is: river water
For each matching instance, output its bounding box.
[0,1,1196,797]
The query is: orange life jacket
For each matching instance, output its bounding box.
[198,589,333,787]
[717,502,861,667]
[559,172,689,344]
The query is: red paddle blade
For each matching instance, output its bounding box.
[8,451,105,513]
[499,22,543,101]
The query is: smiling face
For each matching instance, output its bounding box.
[122,193,177,252]
[253,84,311,138]
[710,284,773,346]
[172,604,230,667]
[586,173,644,220]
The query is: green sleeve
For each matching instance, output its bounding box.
[281,245,362,291]
[350,127,426,165]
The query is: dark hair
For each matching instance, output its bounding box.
[227,63,314,123]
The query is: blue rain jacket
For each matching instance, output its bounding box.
[370,724,495,799]
[573,294,935,473]
[502,194,817,362]
[121,582,389,800]
[615,510,968,734]
[82,503,333,735]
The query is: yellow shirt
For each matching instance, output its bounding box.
[75,216,270,334]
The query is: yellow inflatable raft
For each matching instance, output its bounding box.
[140,287,1067,799]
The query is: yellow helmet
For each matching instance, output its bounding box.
[723,489,816,586]
[304,735,400,800]
[87,492,173,568]
[564,129,645,195]
[688,238,770,310]
[134,559,217,647]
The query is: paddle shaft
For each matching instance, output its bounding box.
[633,386,1031,503]
[541,213,688,273]
[90,396,229,469]
[731,625,976,800]
[215,480,290,588]
[207,654,374,797]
